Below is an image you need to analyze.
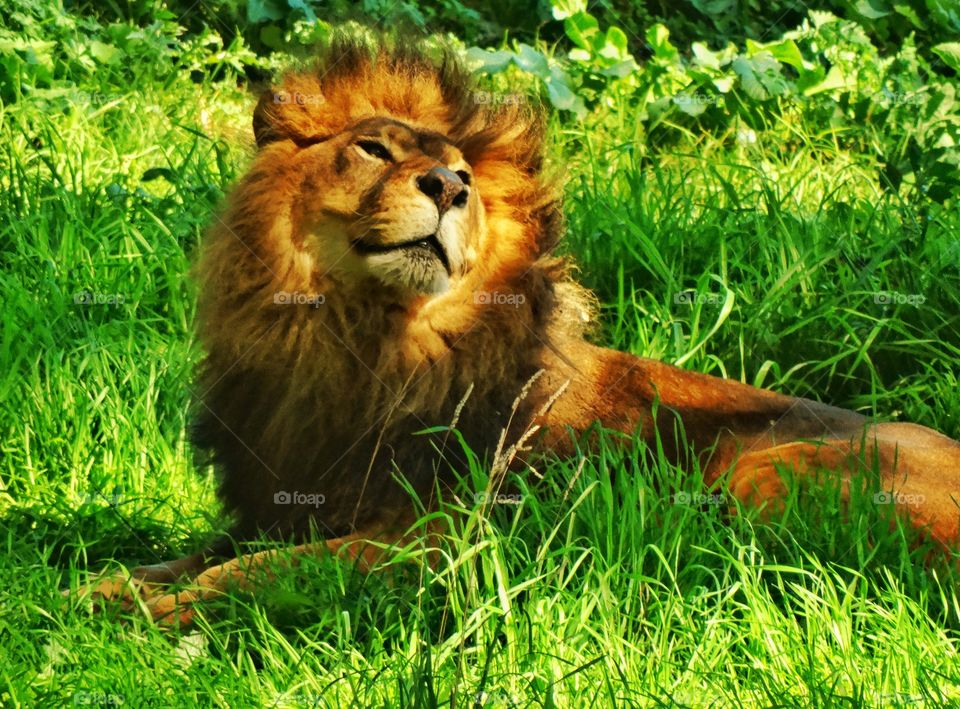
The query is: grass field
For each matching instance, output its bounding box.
[2,11,960,708]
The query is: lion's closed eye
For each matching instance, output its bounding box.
[356,140,393,161]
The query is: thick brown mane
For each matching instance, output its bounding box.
[193,35,591,541]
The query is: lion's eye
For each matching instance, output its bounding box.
[455,170,472,186]
[356,140,393,161]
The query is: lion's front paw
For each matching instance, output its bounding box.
[66,552,218,618]
[144,588,200,627]
[66,567,166,614]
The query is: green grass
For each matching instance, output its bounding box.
[2,34,960,709]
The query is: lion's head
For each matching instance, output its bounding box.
[237,37,561,303]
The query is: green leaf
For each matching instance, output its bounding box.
[551,0,588,20]
[809,10,840,28]
[88,41,119,65]
[692,42,721,70]
[646,24,677,61]
[892,3,925,28]
[691,0,736,13]
[801,65,849,95]
[563,12,599,50]
[603,27,629,59]
[795,65,826,94]
[713,77,734,93]
[463,47,513,74]
[0,37,56,67]
[754,39,804,72]
[259,24,284,50]
[247,0,285,23]
[286,0,316,22]
[600,59,638,79]
[546,65,586,117]
[732,52,788,101]
[514,44,550,78]
[853,0,892,19]
[932,43,960,73]
[413,425,452,435]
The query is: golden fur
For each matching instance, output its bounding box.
[192,37,592,542]
[84,35,960,626]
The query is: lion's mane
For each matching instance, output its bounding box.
[193,34,593,540]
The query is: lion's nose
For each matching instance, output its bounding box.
[417,167,468,214]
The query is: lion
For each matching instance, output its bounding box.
[84,36,960,626]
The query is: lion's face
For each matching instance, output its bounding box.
[294,117,483,296]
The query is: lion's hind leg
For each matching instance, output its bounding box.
[726,429,960,548]
[727,439,862,519]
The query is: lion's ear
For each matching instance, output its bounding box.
[251,82,326,148]
[252,90,283,148]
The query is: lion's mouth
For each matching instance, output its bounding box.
[353,234,450,274]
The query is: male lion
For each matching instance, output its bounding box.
[87,37,960,625]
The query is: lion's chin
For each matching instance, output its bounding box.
[365,251,451,296]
